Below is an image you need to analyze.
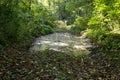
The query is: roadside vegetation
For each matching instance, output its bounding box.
[0,0,120,80]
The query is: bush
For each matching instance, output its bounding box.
[67,15,76,25]
[70,16,88,35]
[85,29,120,50]
[43,25,54,34]
[70,26,82,35]
[74,16,88,30]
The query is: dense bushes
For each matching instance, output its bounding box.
[85,0,120,49]
[84,29,120,50]
[67,0,120,50]
[0,0,55,49]
[70,16,88,34]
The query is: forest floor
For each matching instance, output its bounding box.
[0,47,120,80]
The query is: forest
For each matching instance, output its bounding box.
[0,0,120,80]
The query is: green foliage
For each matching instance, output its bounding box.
[66,14,76,25]
[70,16,88,35]
[83,0,120,50]
[74,16,88,30]
[85,29,120,50]
[88,16,102,28]
[89,0,120,30]
[85,29,108,44]
[43,25,54,34]
[70,26,81,35]
[0,0,55,47]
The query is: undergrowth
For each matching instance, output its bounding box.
[84,29,120,51]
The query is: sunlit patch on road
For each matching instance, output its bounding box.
[30,32,92,56]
